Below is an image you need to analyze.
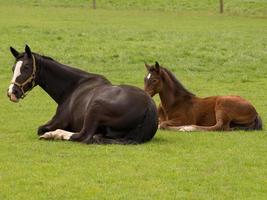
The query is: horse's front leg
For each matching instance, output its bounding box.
[41,104,100,143]
[38,122,55,136]
[158,104,167,123]
[40,129,76,140]
[37,112,68,136]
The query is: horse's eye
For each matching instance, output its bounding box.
[24,65,30,70]
[152,79,158,84]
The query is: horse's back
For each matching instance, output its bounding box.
[215,95,257,115]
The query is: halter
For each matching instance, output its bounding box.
[11,55,37,99]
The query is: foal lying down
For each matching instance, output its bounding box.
[144,62,262,132]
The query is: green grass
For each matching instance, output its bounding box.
[0,1,267,199]
[2,0,267,16]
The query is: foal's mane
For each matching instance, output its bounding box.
[161,67,195,97]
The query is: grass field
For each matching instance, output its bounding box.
[0,1,267,199]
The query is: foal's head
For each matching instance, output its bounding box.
[7,45,37,102]
[144,62,164,97]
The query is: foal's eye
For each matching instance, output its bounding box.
[152,79,158,83]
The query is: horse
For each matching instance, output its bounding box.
[7,45,158,144]
[144,62,262,131]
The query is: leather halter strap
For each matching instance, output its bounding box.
[11,55,36,99]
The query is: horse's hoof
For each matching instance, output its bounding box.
[37,126,49,136]
[39,134,52,140]
[158,124,166,130]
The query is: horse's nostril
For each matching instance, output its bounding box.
[13,90,17,95]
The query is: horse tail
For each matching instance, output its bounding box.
[253,114,262,130]
[123,99,158,144]
[230,114,263,131]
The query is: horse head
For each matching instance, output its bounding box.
[144,61,163,97]
[7,45,37,102]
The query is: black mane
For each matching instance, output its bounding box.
[16,52,54,61]
[40,54,54,61]
[32,52,110,104]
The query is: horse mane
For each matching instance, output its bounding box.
[17,52,55,61]
[40,55,54,61]
[33,52,110,83]
[29,53,54,61]
[161,67,195,97]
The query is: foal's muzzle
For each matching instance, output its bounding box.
[144,89,156,97]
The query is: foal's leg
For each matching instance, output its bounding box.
[159,119,185,129]
[158,104,167,123]
[164,111,231,132]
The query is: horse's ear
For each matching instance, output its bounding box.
[145,63,150,71]
[25,44,32,58]
[155,61,160,73]
[10,47,19,58]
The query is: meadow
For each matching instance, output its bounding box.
[0,1,267,199]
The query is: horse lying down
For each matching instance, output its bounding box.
[7,45,158,144]
[144,62,262,132]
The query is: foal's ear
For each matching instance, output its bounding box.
[155,61,160,73]
[25,44,32,58]
[145,63,150,71]
[10,47,19,58]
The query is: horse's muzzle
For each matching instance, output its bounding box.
[7,92,19,103]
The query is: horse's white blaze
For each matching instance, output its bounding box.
[8,84,15,94]
[8,61,23,94]
[40,129,75,140]
[147,73,151,79]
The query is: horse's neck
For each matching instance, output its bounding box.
[159,73,193,111]
[37,58,99,104]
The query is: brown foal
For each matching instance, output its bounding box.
[144,62,262,131]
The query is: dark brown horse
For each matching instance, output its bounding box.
[7,45,158,144]
[144,62,262,131]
